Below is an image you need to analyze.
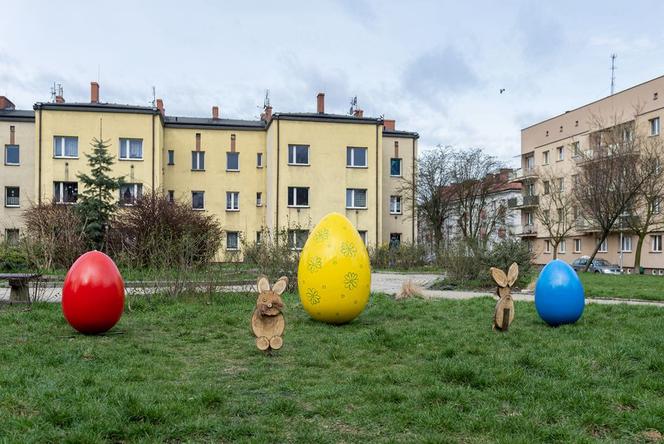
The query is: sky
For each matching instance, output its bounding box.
[2,0,664,167]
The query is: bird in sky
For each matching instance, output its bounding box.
[499,88,506,94]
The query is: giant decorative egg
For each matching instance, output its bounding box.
[298,213,371,324]
[534,259,585,326]
[62,251,125,334]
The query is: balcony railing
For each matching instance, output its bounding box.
[508,195,539,208]
[518,224,537,236]
[509,167,538,183]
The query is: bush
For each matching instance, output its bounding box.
[242,228,300,292]
[481,237,534,286]
[0,241,31,272]
[107,193,222,269]
[369,243,427,270]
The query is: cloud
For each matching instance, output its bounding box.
[515,7,563,63]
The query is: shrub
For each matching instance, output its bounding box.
[481,237,534,286]
[241,228,300,292]
[0,241,31,272]
[107,193,222,269]
[369,243,427,270]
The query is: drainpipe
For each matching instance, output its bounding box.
[276,117,281,241]
[152,113,155,192]
[412,137,417,243]
[375,123,379,245]
[38,107,42,204]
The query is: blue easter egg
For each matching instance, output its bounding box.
[535,259,585,326]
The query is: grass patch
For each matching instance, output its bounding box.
[1,294,664,442]
[580,273,664,301]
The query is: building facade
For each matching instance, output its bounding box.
[515,75,664,273]
[0,83,418,259]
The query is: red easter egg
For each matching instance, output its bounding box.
[62,251,125,334]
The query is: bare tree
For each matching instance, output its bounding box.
[449,148,506,251]
[574,114,657,271]
[534,171,576,259]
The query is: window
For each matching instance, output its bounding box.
[346,147,368,167]
[525,211,533,225]
[288,145,309,165]
[390,158,402,176]
[192,191,205,210]
[54,136,78,158]
[358,230,368,245]
[557,177,564,192]
[544,240,551,253]
[526,183,535,196]
[257,152,263,168]
[572,175,579,188]
[120,183,142,206]
[558,240,566,254]
[543,150,549,165]
[574,239,582,253]
[226,232,239,250]
[650,117,660,136]
[226,192,240,211]
[572,142,581,157]
[256,231,262,245]
[4,145,19,165]
[599,238,608,253]
[53,182,78,203]
[167,190,175,203]
[652,234,663,252]
[556,146,564,161]
[287,187,309,207]
[652,198,661,215]
[346,188,367,209]
[621,236,632,252]
[167,150,174,165]
[4,187,19,208]
[543,209,550,221]
[288,229,309,250]
[389,233,401,248]
[227,152,239,171]
[389,195,402,214]
[191,151,205,170]
[5,229,19,245]
[256,192,263,207]
[526,155,534,170]
[119,138,143,160]
[543,181,550,195]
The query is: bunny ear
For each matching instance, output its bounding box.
[490,267,508,287]
[507,263,519,287]
[257,276,271,293]
[272,276,289,295]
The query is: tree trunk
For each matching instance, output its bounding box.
[634,232,646,271]
[583,230,609,272]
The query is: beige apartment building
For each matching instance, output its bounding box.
[514,75,664,273]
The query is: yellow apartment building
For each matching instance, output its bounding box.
[1,82,419,259]
[515,74,664,273]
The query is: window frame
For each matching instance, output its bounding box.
[390,158,402,177]
[650,117,660,136]
[53,181,78,204]
[620,235,632,253]
[119,183,143,206]
[544,240,551,254]
[573,239,582,253]
[389,195,402,214]
[226,152,240,171]
[599,238,608,253]
[346,146,368,168]
[287,187,310,208]
[287,144,310,166]
[191,151,205,171]
[558,240,566,254]
[358,230,368,245]
[53,136,79,159]
[556,146,564,161]
[192,191,205,210]
[256,152,263,168]
[4,186,20,208]
[119,138,144,160]
[4,144,19,166]
[543,150,549,165]
[288,229,309,250]
[652,234,663,252]
[4,228,19,245]
[226,191,240,211]
[167,150,175,165]
[226,231,240,251]
[256,192,263,207]
[346,188,368,209]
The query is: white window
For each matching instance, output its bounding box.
[191,151,205,170]
[53,136,78,158]
[599,238,608,253]
[543,181,550,195]
[167,150,175,165]
[346,147,368,167]
[544,240,551,253]
[358,230,368,245]
[226,192,240,211]
[288,145,309,165]
[652,234,663,252]
[525,211,533,225]
[389,195,402,214]
[346,188,367,209]
[526,155,534,170]
[558,240,566,254]
[650,117,660,136]
[257,152,263,168]
[652,198,661,215]
[226,231,239,250]
[557,146,564,161]
[572,142,581,157]
[256,192,262,207]
[53,181,78,203]
[192,191,205,210]
[620,235,632,252]
[4,186,19,208]
[120,183,142,206]
[557,177,564,192]
[119,138,143,160]
[287,187,309,207]
[4,145,19,165]
[227,152,239,171]
[574,239,581,253]
[543,150,549,165]
[288,229,309,250]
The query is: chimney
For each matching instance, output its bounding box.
[90,82,99,103]
[156,98,164,116]
[0,96,16,110]
[262,105,273,122]
[55,95,65,104]
[353,109,364,118]
[212,106,219,120]
[317,92,325,114]
[384,119,395,131]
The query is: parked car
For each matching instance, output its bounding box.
[571,257,621,274]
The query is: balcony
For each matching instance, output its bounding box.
[518,224,537,237]
[509,167,538,183]
[508,195,539,209]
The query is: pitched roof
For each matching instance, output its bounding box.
[33,102,159,115]
[0,109,35,122]
[164,115,266,130]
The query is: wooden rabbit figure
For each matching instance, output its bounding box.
[252,276,288,352]
[490,263,518,331]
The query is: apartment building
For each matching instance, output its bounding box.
[514,75,664,272]
[0,82,419,258]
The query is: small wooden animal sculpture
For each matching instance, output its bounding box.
[490,263,518,331]
[252,276,288,351]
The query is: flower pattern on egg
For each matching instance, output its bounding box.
[313,228,329,242]
[341,241,357,257]
[344,272,359,290]
[306,288,321,305]
[307,256,322,273]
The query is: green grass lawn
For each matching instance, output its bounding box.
[2,294,664,442]
[579,273,664,301]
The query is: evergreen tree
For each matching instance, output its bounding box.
[76,138,125,250]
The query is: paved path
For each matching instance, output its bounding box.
[2,272,664,308]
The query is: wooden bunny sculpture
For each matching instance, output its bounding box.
[490,263,518,331]
[252,276,288,352]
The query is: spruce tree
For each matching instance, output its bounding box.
[76,138,125,250]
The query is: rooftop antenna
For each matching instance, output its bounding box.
[610,53,617,95]
[263,89,270,108]
[50,83,63,102]
[348,96,358,115]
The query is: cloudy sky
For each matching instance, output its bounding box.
[2,0,664,166]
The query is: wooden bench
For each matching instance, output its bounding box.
[0,273,42,302]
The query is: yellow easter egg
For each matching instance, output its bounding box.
[298,212,371,324]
